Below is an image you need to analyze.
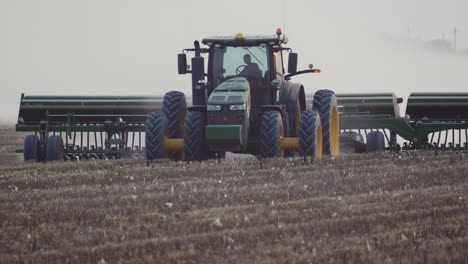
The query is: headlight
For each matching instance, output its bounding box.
[229,104,246,111]
[207,105,222,111]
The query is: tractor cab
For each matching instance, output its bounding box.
[177,31,300,107]
[210,45,269,105]
[204,34,282,106]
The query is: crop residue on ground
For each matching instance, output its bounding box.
[0,126,467,263]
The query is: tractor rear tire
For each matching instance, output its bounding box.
[24,135,40,162]
[299,110,322,158]
[46,135,64,161]
[260,111,284,158]
[284,99,301,157]
[184,112,207,162]
[145,112,167,162]
[366,131,385,152]
[288,98,302,137]
[163,91,187,160]
[312,89,339,156]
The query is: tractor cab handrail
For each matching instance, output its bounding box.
[182,48,209,54]
[284,69,321,81]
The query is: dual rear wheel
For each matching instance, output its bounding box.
[259,89,339,159]
[313,89,340,156]
[145,110,208,163]
[23,135,64,162]
[259,110,323,159]
[145,91,209,163]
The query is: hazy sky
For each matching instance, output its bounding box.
[1,0,467,122]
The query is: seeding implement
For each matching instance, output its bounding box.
[15,30,468,162]
[333,93,468,152]
[16,95,163,161]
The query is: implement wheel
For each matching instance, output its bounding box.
[312,89,339,156]
[145,112,167,163]
[46,135,64,161]
[24,135,40,162]
[184,112,207,162]
[299,110,322,159]
[163,91,187,160]
[367,131,385,152]
[260,111,284,158]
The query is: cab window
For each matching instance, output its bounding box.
[212,46,269,87]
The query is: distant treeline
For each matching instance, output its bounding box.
[389,36,468,57]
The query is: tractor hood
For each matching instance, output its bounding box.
[207,77,250,105]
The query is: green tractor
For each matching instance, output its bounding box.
[145,30,340,162]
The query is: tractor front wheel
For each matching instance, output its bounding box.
[184,112,207,162]
[299,110,322,159]
[145,112,167,163]
[260,111,284,158]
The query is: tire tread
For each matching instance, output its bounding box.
[184,112,207,161]
[299,110,321,157]
[163,91,187,160]
[312,89,337,155]
[260,111,283,158]
[145,112,166,161]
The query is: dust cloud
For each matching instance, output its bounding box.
[1,0,467,122]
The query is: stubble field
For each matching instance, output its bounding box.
[0,126,467,263]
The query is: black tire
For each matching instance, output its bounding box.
[299,110,322,158]
[366,131,385,152]
[47,135,64,161]
[145,112,167,162]
[288,98,302,137]
[260,111,284,158]
[285,99,300,157]
[184,112,207,161]
[339,133,366,153]
[312,89,339,156]
[24,135,40,162]
[163,91,187,160]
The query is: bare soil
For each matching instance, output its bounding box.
[1,127,467,263]
[0,126,24,165]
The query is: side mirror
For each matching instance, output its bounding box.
[288,53,298,74]
[178,53,187,74]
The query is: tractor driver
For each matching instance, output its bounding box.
[240,54,262,79]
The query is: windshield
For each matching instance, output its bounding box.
[212,46,269,87]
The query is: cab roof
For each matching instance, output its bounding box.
[202,34,281,47]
